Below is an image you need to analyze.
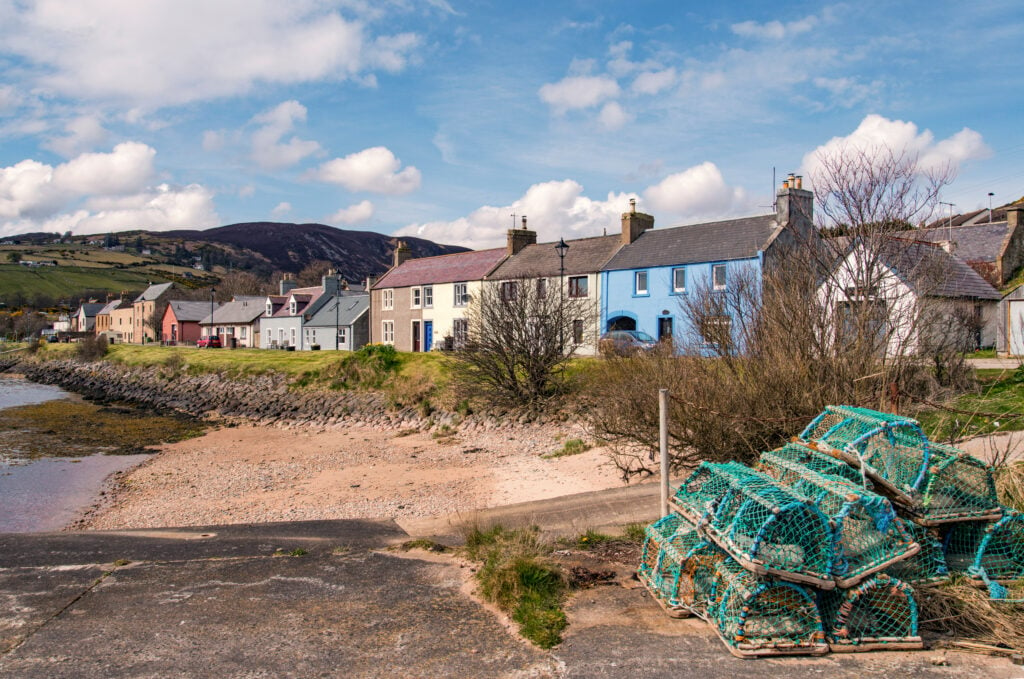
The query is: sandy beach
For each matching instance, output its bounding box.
[78,422,630,530]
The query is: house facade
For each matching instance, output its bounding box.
[200,297,264,347]
[600,182,815,349]
[370,242,508,351]
[303,294,370,351]
[94,299,122,338]
[71,303,105,332]
[161,300,218,345]
[997,284,1024,356]
[259,272,348,349]
[131,282,174,344]
[109,303,135,343]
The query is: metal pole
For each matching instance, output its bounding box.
[335,299,340,350]
[659,388,670,517]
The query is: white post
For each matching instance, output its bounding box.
[659,388,670,517]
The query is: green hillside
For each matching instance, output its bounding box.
[0,264,167,304]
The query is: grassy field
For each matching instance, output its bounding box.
[918,365,1024,440]
[0,264,164,300]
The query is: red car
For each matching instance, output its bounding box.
[197,336,222,348]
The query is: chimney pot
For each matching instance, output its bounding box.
[522,215,527,229]
[629,198,637,213]
[794,175,803,190]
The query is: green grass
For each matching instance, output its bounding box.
[918,365,1024,440]
[542,437,591,459]
[464,525,567,649]
[0,263,164,301]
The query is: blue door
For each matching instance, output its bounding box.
[424,321,433,352]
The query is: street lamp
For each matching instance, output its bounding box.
[335,297,341,350]
[209,287,216,341]
[555,238,569,348]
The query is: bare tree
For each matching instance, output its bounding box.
[453,275,596,408]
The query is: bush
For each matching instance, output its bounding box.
[75,335,108,362]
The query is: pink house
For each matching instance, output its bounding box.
[161,300,219,345]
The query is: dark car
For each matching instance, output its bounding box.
[599,329,658,356]
[197,336,222,348]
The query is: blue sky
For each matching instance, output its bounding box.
[1,0,1022,247]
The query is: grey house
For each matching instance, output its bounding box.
[259,271,356,349]
[199,297,265,348]
[302,294,370,350]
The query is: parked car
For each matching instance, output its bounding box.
[599,329,658,356]
[197,336,222,348]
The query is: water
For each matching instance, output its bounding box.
[0,375,148,533]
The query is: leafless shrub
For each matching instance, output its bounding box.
[75,334,108,362]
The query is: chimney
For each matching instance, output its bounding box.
[393,241,411,268]
[776,174,814,240]
[322,268,340,295]
[340,279,349,291]
[621,200,654,245]
[365,275,379,291]
[1007,204,1024,230]
[507,216,537,256]
[279,274,297,296]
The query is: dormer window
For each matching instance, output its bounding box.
[289,299,298,315]
[266,301,273,316]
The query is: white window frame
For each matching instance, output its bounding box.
[382,289,394,311]
[411,287,422,309]
[423,285,433,308]
[382,320,395,344]
[337,327,347,346]
[289,299,298,315]
[290,328,296,346]
[673,268,686,293]
[635,271,648,295]
[266,301,273,316]
[713,264,727,291]
[266,329,271,346]
[453,282,468,307]
[240,326,247,339]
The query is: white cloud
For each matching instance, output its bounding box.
[271,202,292,218]
[731,17,817,40]
[202,130,226,152]
[801,114,991,179]
[0,1,421,108]
[250,100,321,169]
[598,102,632,130]
[329,199,374,225]
[311,146,421,194]
[238,185,256,198]
[631,68,676,95]
[0,84,24,112]
[44,115,110,157]
[643,162,751,221]
[538,75,621,113]
[394,179,637,248]
[1,183,219,238]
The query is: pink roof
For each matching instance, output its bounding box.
[373,248,507,289]
[270,286,324,318]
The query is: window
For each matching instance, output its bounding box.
[568,276,588,298]
[700,315,733,349]
[713,264,727,291]
[240,326,247,339]
[266,329,271,345]
[337,327,347,346]
[634,271,648,295]
[453,319,468,349]
[278,329,285,343]
[673,268,686,293]
[454,282,468,307]
[266,301,273,316]
[572,319,584,344]
[382,321,395,344]
[411,287,422,308]
[423,285,433,308]
[382,289,394,310]
[290,328,296,346]
[500,281,518,302]
[536,278,548,299]
[289,299,298,315]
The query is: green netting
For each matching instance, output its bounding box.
[945,512,1024,599]
[771,441,868,486]
[800,406,1000,524]
[885,519,949,586]
[638,514,725,617]
[708,558,828,658]
[758,451,919,587]
[671,462,835,587]
[639,514,685,584]
[817,573,921,652]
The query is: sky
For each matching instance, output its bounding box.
[1,0,1023,248]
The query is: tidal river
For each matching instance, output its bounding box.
[0,375,149,532]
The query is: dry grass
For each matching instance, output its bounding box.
[917,577,1024,650]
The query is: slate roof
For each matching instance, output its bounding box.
[872,237,1001,300]
[134,282,174,303]
[603,214,778,272]
[305,294,370,328]
[166,300,218,323]
[75,303,106,318]
[201,298,266,325]
[96,299,122,316]
[912,221,1010,263]
[374,248,507,289]
[489,236,622,280]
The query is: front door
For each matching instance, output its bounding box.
[423,321,433,352]
[412,321,421,352]
[658,316,673,343]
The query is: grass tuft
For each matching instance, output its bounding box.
[542,438,591,459]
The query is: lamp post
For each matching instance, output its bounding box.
[335,297,341,350]
[555,238,569,349]
[209,287,216,341]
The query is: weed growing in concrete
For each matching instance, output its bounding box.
[274,548,309,557]
[399,539,448,553]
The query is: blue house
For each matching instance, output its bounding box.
[600,179,815,350]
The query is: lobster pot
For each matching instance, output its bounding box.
[817,574,922,652]
[639,514,686,584]
[759,452,919,587]
[672,462,835,588]
[799,405,930,507]
[639,515,724,618]
[885,520,949,586]
[708,559,827,658]
[771,441,867,486]
[912,441,1000,524]
[945,512,1024,587]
